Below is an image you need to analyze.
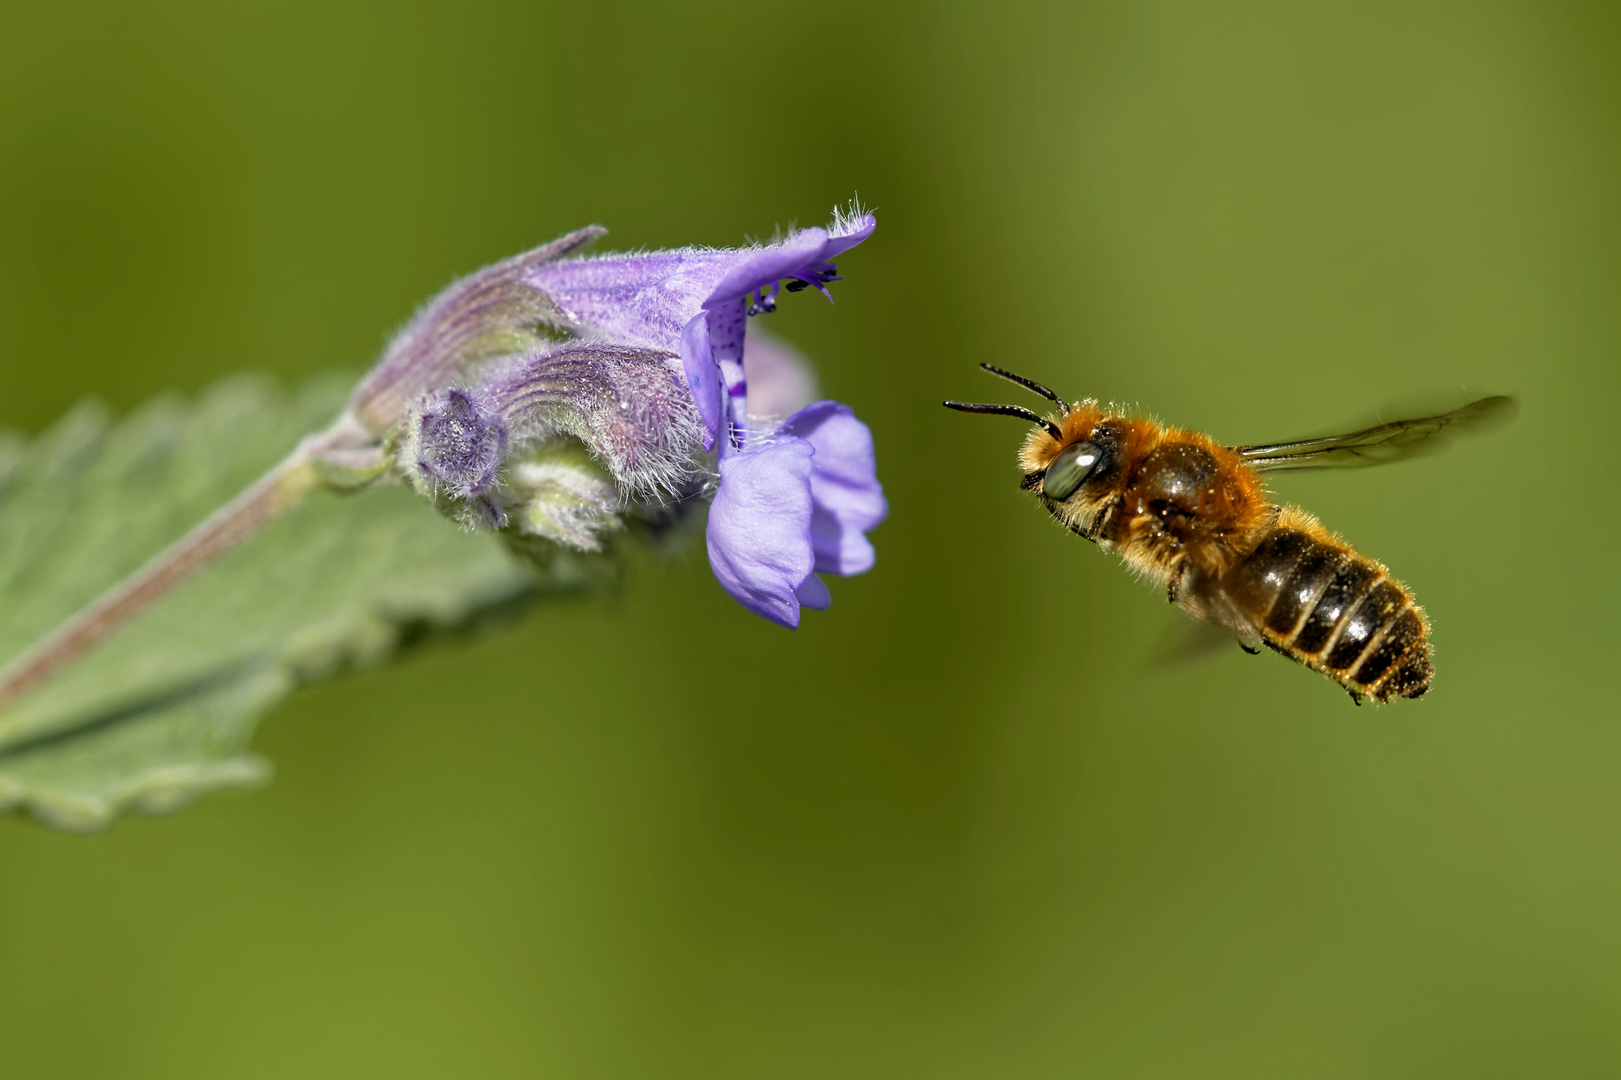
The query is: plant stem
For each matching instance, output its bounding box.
[0,442,326,713]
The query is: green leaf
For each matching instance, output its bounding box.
[0,372,559,832]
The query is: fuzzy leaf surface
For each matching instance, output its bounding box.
[0,373,547,831]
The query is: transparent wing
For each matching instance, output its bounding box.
[1232,395,1517,472]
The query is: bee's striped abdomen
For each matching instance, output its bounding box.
[1228,522,1433,702]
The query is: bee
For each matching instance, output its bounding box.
[945,365,1514,704]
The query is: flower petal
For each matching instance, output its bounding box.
[703,215,878,310]
[706,438,817,628]
[704,228,832,308]
[779,401,887,575]
[524,211,877,356]
[527,249,727,354]
[680,314,722,450]
[522,213,876,450]
[821,211,877,259]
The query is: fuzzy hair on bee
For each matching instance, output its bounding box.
[946,364,1515,704]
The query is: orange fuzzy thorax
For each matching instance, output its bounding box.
[1018,400,1274,587]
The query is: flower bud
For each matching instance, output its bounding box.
[501,441,624,553]
[483,341,704,499]
[400,387,510,529]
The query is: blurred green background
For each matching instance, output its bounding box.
[3,0,1618,1075]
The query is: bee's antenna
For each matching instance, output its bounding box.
[942,400,1063,440]
[979,363,1067,414]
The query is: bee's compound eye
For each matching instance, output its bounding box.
[1043,441,1100,501]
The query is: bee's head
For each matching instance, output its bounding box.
[944,364,1106,505]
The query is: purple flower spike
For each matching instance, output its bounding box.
[527,207,877,450]
[705,399,885,628]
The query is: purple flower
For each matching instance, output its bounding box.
[523,208,886,626]
[377,207,884,627]
[706,400,886,628]
[527,207,876,451]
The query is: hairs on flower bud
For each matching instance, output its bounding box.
[485,341,705,500]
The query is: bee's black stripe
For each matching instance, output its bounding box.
[1228,529,1313,616]
[1325,580,1405,672]
[1293,559,1380,656]
[1351,609,1425,686]
[1380,648,1433,699]
[1264,542,1346,637]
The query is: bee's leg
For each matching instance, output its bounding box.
[1346,687,1363,707]
[1053,506,1096,543]
[1166,559,1189,605]
[1050,504,1097,544]
[1083,496,1123,542]
[1238,641,1261,655]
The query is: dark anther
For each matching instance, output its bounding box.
[746,296,777,316]
[784,279,810,292]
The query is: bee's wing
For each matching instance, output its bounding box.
[1232,395,1516,472]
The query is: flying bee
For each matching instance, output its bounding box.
[945,365,1515,704]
